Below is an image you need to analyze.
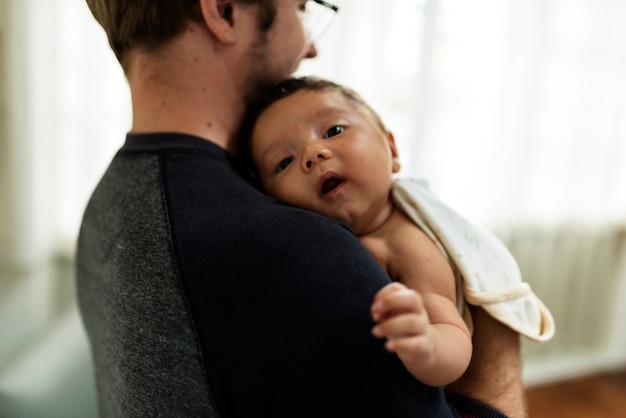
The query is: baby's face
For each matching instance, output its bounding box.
[251,89,400,234]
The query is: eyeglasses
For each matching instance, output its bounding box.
[300,0,340,44]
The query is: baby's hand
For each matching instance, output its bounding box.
[371,282,435,369]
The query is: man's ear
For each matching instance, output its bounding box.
[198,0,237,44]
[387,131,401,173]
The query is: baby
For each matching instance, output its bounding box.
[242,76,554,387]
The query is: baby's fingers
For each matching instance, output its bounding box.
[371,284,425,322]
[373,282,408,301]
[372,313,429,340]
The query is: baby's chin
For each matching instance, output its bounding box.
[321,209,360,232]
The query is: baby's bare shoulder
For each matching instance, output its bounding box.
[360,208,452,286]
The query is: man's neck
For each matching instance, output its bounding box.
[126,31,246,156]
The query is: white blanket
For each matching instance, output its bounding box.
[391,177,555,342]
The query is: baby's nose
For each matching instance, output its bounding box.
[305,155,325,169]
[302,145,332,171]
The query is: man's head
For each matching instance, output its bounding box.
[86,0,277,70]
[87,1,338,152]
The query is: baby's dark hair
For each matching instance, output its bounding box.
[240,76,388,170]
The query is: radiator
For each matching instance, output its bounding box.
[494,223,626,386]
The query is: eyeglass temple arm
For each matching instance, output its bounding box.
[313,0,339,13]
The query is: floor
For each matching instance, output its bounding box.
[525,369,626,418]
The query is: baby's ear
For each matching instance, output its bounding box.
[392,157,401,174]
[386,131,401,173]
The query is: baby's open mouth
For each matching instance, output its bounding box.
[321,176,344,196]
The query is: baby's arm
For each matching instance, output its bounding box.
[371,282,472,387]
[364,211,472,387]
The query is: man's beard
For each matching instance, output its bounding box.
[242,32,288,106]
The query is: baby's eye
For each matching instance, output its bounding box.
[277,157,293,172]
[323,126,345,138]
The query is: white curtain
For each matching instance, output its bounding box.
[300,0,626,227]
[0,0,130,368]
[54,0,131,243]
[2,0,130,260]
